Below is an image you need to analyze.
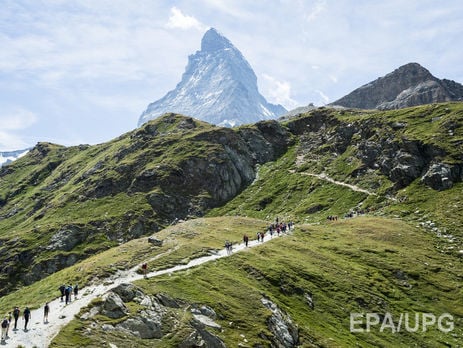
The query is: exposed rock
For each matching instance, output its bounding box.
[116,310,163,339]
[80,306,100,320]
[148,236,163,246]
[46,225,88,251]
[155,293,181,308]
[261,297,299,348]
[304,292,314,310]
[421,163,455,190]
[179,318,226,348]
[101,292,128,319]
[102,324,115,332]
[112,283,145,303]
[192,314,221,329]
[199,305,217,319]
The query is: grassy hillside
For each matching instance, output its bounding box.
[0,113,292,294]
[46,216,462,347]
[0,102,462,346]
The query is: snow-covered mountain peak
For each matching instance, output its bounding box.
[138,29,286,127]
[201,28,234,52]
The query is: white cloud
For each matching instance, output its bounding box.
[305,0,327,22]
[0,108,37,130]
[262,74,299,109]
[166,7,204,30]
[0,108,38,150]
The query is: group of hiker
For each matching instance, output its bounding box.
[1,306,31,342]
[0,283,78,343]
[227,218,294,253]
[59,284,79,305]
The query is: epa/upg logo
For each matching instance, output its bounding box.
[350,312,454,333]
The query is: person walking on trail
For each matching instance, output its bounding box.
[43,302,50,324]
[23,307,31,331]
[1,316,9,341]
[225,241,232,255]
[74,284,79,299]
[12,307,19,330]
[5,312,11,338]
[141,263,148,278]
[65,285,71,305]
[243,234,249,247]
[59,284,65,302]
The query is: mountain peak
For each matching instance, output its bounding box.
[138,29,286,127]
[201,27,234,52]
[387,62,433,80]
[331,62,463,110]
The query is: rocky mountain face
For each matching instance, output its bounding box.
[288,105,463,192]
[332,62,463,110]
[138,28,286,127]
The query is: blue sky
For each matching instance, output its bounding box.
[0,0,462,150]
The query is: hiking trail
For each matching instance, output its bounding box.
[4,228,291,348]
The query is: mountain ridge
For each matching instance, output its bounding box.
[331,62,463,110]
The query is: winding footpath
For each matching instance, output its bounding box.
[4,229,290,348]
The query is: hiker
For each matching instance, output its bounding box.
[225,241,232,255]
[243,234,249,247]
[74,284,79,299]
[12,307,19,330]
[261,232,265,242]
[65,285,71,305]
[23,307,31,331]
[1,316,8,341]
[141,263,147,278]
[59,284,66,301]
[256,232,260,242]
[44,302,50,323]
[5,312,11,337]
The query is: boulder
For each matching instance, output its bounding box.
[112,283,145,303]
[116,314,163,339]
[155,293,181,308]
[101,292,128,319]
[148,237,163,246]
[421,163,454,190]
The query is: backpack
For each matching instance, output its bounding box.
[13,308,19,317]
[1,319,7,328]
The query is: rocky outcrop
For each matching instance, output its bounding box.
[101,292,128,319]
[88,286,225,346]
[180,319,226,348]
[285,108,462,191]
[116,310,163,339]
[332,63,463,110]
[261,297,299,348]
[420,162,462,190]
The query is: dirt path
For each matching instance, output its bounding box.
[303,172,376,195]
[4,229,290,348]
[289,169,376,196]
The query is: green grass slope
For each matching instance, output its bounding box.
[48,216,462,347]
